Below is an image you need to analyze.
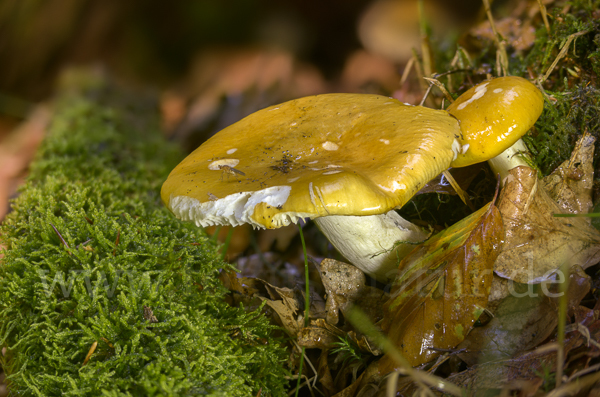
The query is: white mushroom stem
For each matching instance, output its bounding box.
[314,211,429,283]
[487,138,532,183]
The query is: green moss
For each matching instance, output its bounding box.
[524,84,600,175]
[516,1,600,175]
[0,87,288,396]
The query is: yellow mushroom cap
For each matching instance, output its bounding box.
[161,94,462,229]
[448,76,544,168]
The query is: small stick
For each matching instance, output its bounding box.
[50,223,71,255]
[482,0,508,76]
[537,30,590,86]
[113,230,120,257]
[82,341,98,366]
[400,56,416,87]
[537,0,551,35]
[442,170,475,211]
[423,77,454,103]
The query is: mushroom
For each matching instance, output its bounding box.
[161,76,543,282]
[447,76,544,177]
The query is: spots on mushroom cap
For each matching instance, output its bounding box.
[503,88,519,104]
[322,141,339,151]
[493,88,503,94]
[379,138,390,145]
[456,82,489,110]
[208,158,240,170]
[226,148,238,154]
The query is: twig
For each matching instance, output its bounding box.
[482,0,508,76]
[442,170,475,210]
[555,261,570,389]
[537,30,590,86]
[537,0,551,35]
[423,77,454,103]
[400,56,416,87]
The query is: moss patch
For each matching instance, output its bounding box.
[0,86,288,396]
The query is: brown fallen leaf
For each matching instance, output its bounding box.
[0,106,49,221]
[299,318,380,395]
[379,201,503,369]
[458,266,591,366]
[338,50,400,94]
[445,305,600,393]
[465,17,537,52]
[316,350,337,396]
[542,131,595,216]
[298,318,345,350]
[495,166,600,283]
[165,48,326,148]
[298,318,382,356]
[221,274,324,337]
[317,258,387,326]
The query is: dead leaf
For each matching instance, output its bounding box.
[166,48,325,147]
[346,331,382,357]
[542,131,595,216]
[458,266,591,366]
[447,308,600,393]
[358,0,470,63]
[495,166,600,283]
[235,251,302,287]
[338,50,400,94]
[465,17,537,52]
[222,275,304,336]
[379,201,503,369]
[298,318,345,349]
[260,290,302,337]
[0,106,49,221]
[318,258,387,326]
[317,350,337,396]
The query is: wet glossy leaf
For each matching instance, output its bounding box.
[380,201,503,368]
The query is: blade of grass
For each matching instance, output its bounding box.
[482,0,508,76]
[210,225,222,241]
[555,261,570,388]
[220,227,235,260]
[294,223,311,397]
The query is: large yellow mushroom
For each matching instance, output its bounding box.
[161,76,543,282]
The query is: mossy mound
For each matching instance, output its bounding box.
[0,86,288,396]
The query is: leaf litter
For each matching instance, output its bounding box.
[495,133,600,284]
